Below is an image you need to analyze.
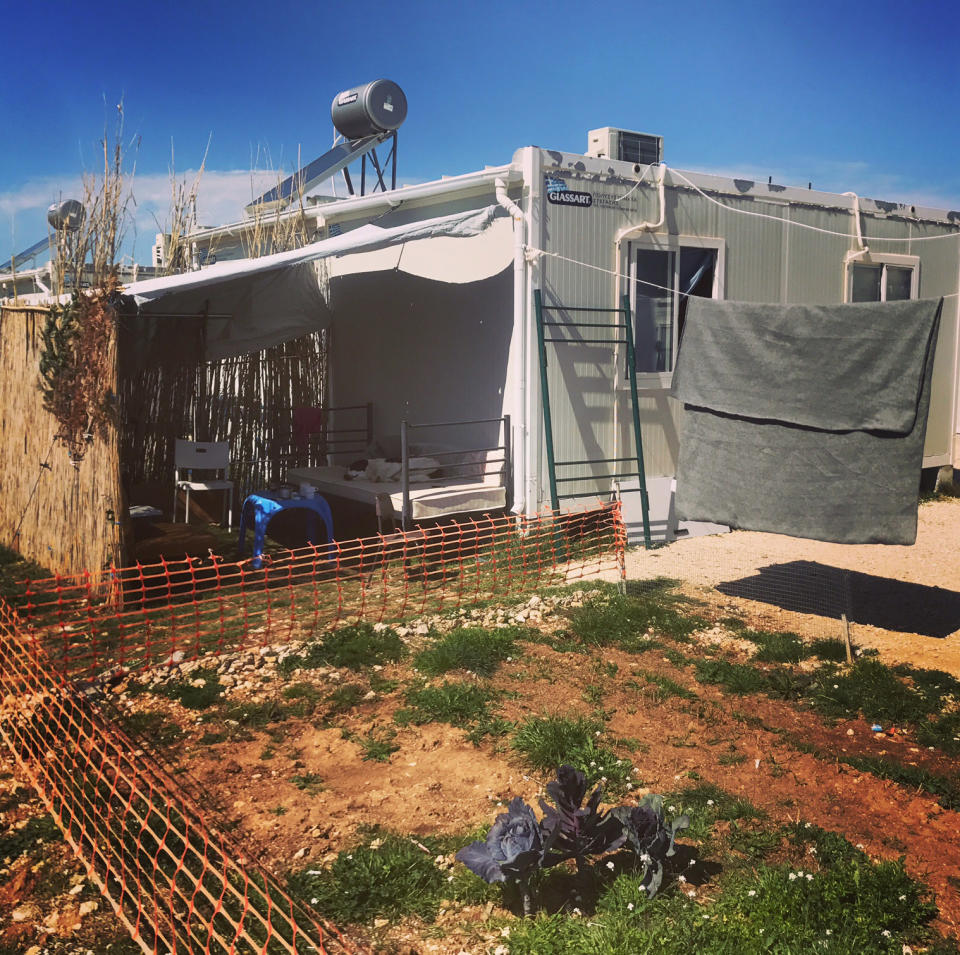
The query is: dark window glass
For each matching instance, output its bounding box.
[851,264,882,302]
[886,266,912,301]
[634,249,673,372]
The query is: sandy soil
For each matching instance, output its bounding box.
[618,496,960,675]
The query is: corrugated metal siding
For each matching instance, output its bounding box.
[534,150,960,507]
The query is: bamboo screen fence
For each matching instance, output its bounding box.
[0,306,125,577]
[1,303,327,578]
[117,316,327,496]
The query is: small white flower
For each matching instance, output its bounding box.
[707,799,714,806]
[606,861,615,870]
[806,873,813,881]
[590,761,596,767]
[678,875,687,883]
[881,930,891,938]
[311,897,318,905]
[804,822,812,829]
[826,930,832,936]
[572,907,582,916]
[668,805,676,812]
[789,872,797,881]
[701,912,708,918]
[747,890,756,897]
[899,894,907,901]
[447,875,454,882]
[833,684,839,689]
[808,847,817,855]
[627,902,634,911]
[500,927,511,937]
[856,843,864,849]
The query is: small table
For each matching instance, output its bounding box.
[237,492,334,569]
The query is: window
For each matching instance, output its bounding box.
[628,238,722,374]
[847,255,918,302]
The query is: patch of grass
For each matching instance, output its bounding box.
[325,684,364,715]
[917,710,960,757]
[809,637,850,662]
[0,544,50,608]
[677,782,764,823]
[582,683,606,707]
[663,647,690,668]
[277,623,407,675]
[358,729,400,763]
[393,682,496,728]
[693,658,768,695]
[281,681,324,704]
[565,582,705,651]
[510,715,631,791]
[221,697,308,728]
[155,667,222,710]
[413,625,521,677]
[810,658,934,727]
[118,710,184,747]
[464,714,516,747]
[507,842,948,955]
[368,672,399,694]
[289,829,448,924]
[0,813,61,861]
[746,629,809,664]
[291,772,324,795]
[627,669,697,702]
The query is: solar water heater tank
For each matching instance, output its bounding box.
[331,80,407,141]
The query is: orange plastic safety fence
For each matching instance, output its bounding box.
[0,599,362,954]
[16,502,624,685]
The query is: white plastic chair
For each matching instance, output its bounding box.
[173,439,234,529]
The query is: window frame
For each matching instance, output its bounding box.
[844,252,920,303]
[622,234,725,388]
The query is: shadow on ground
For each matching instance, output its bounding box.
[716,560,960,639]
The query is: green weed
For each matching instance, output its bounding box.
[414,625,521,677]
[155,667,222,709]
[289,829,448,924]
[358,730,400,763]
[510,715,631,791]
[277,623,407,675]
[394,682,497,728]
[694,658,768,695]
[291,772,324,795]
[746,629,808,664]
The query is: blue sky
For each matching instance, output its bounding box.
[3,0,958,266]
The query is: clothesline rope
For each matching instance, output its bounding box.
[662,166,960,244]
[526,246,960,302]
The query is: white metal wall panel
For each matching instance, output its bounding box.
[532,149,960,508]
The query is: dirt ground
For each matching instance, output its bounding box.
[111,500,960,951]
[617,495,960,673]
[4,498,960,953]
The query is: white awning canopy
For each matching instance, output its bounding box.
[122,205,513,359]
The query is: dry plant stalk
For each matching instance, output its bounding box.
[39,278,119,462]
[161,137,210,274]
[242,145,309,259]
[52,102,138,295]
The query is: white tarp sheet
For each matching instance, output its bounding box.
[122,205,511,359]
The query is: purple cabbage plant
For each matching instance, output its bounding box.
[455,796,544,916]
[456,765,690,916]
[539,764,626,874]
[610,793,689,898]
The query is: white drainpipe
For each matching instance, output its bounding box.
[496,174,527,513]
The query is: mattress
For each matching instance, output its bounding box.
[285,465,507,520]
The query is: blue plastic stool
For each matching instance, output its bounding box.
[237,492,334,569]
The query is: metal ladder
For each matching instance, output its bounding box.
[534,289,652,548]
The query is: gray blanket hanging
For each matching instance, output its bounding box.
[672,297,943,545]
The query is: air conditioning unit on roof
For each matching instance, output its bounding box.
[587,127,663,166]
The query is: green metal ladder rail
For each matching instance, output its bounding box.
[534,288,653,549]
